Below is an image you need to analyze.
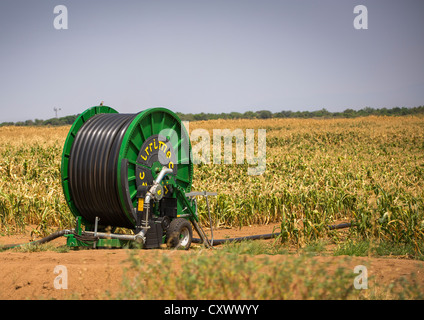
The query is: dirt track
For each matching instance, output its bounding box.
[1,223,423,300]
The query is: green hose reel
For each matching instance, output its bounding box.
[60,105,204,249]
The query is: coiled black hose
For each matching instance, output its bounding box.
[68,113,136,228]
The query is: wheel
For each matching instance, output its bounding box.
[166,218,193,250]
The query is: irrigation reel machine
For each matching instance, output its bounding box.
[60,105,221,250]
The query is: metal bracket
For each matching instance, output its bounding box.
[185,191,217,247]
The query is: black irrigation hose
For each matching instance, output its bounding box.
[192,222,352,246]
[0,223,352,250]
[68,113,136,229]
[192,232,281,245]
[0,230,71,250]
[0,230,104,250]
[328,222,352,230]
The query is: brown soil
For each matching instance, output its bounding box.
[0,223,423,300]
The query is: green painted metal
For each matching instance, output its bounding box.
[117,107,193,225]
[65,234,132,249]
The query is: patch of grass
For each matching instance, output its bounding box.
[114,250,357,300]
[112,249,423,300]
[219,239,288,255]
[334,239,424,260]
[386,276,424,300]
[4,243,69,253]
[302,240,328,255]
[374,241,424,260]
[334,240,371,257]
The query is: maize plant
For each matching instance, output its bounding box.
[0,116,423,249]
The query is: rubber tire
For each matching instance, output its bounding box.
[166,218,193,250]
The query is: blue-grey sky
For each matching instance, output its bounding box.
[1,0,423,122]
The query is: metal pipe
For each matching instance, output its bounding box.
[134,228,147,243]
[83,231,139,241]
[154,167,173,184]
[142,194,152,229]
[93,216,100,249]
[142,166,173,229]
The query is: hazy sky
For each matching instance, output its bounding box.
[1,0,423,122]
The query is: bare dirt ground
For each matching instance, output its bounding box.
[1,223,423,300]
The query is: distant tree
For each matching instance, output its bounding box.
[219,113,230,119]
[343,109,355,118]
[273,110,292,118]
[0,122,14,127]
[378,107,389,116]
[400,107,409,115]
[229,112,243,119]
[412,106,424,114]
[43,118,62,126]
[389,107,401,115]
[257,110,272,119]
[243,111,257,119]
[186,114,195,121]
[193,112,208,121]
[356,107,374,117]
[313,108,331,118]
[302,111,311,118]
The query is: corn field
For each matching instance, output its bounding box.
[0,116,423,249]
[191,116,424,250]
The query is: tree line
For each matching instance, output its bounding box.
[1,105,423,127]
[0,115,78,127]
[176,106,424,121]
